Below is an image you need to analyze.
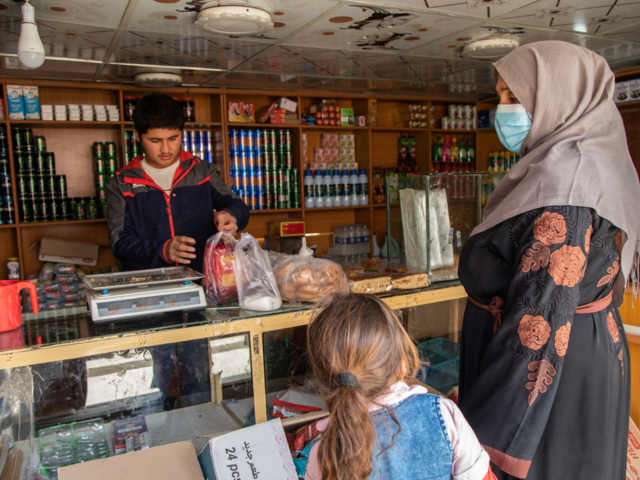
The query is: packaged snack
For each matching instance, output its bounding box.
[45,291,61,301]
[59,283,78,294]
[269,238,349,303]
[43,301,62,310]
[42,282,60,294]
[234,233,281,312]
[57,274,78,284]
[54,264,76,275]
[202,231,238,304]
[38,263,55,283]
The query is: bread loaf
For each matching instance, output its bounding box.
[349,275,392,294]
[391,273,429,290]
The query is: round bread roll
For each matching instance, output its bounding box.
[319,285,335,295]
[277,262,294,279]
[297,291,319,302]
[295,267,314,286]
[300,284,320,295]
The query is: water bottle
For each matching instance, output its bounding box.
[333,226,342,260]
[350,169,358,206]
[333,170,343,207]
[304,170,315,208]
[358,169,368,206]
[347,225,356,256]
[324,169,334,208]
[353,224,361,256]
[314,170,325,208]
[342,170,351,207]
[373,232,381,260]
[362,224,370,258]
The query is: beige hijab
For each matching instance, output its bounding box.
[472,40,640,305]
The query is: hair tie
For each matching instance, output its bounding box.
[336,373,357,387]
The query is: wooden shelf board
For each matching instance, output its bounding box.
[227,123,300,129]
[617,100,640,108]
[478,128,496,133]
[249,208,302,214]
[302,125,368,131]
[370,126,429,132]
[18,218,107,228]
[305,205,371,212]
[8,120,124,126]
[0,224,16,229]
[431,129,476,134]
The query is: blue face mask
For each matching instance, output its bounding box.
[494,104,532,154]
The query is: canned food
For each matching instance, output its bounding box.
[105,142,117,156]
[19,200,33,222]
[33,152,46,173]
[228,129,239,149]
[441,117,451,130]
[107,157,117,171]
[96,187,107,201]
[55,175,67,197]
[32,199,43,222]
[34,135,46,152]
[49,197,60,221]
[60,197,71,219]
[74,198,86,220]
[448,104,459,118]
[247,151,256,168]
[451,117,459,130]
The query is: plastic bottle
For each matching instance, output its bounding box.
[358,169,368,205]
[349,169,359,206]
[333,170,343,207]
[362,224,371,258]
[467,137,476,163]
[304,170,315,208]
[333,226,343,260]
[432,136,442,163]
[324,169,334,208]
[451,137,460,162]
[314,170,325,208]
[408,132,417,167]
[346,225,355,256]
[443,137,452,163]
[459,137,468,163]
[342,170,351,207]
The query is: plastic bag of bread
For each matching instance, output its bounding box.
[234,233,282,312]
[202,231,238,304]
[269,238,349,303]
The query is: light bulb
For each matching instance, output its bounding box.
[17,2,45,69]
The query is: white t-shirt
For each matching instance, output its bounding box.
[141,159,180,194]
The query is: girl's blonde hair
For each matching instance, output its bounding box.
[307,293,422,480]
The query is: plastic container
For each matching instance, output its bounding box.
[314,171,324,208]
[333,170,343,207]
[341,170,351,207]
[417,338,460,366]
[324,169,334,208]
[358,169,368,205]
[421,357,460,394]
[304,170,315,208]
[349,169,358,205]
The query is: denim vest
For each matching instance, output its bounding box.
[369,393,453,480]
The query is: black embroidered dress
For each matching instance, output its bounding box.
[458,206,629,480]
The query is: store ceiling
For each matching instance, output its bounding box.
[0,0,639,98]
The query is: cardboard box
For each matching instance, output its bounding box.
[228,102,255,123]
[278,96,297,113]
[59,441,204,480]
[614,81,630,103]
[628,416,640,479]
[34,237,101,266]
[23,85,41,120]
[265,235,304,255]
[268,219,305,237]
[114,416,150,455]
[7,85,25,120]
[340,107,354,126]
[629,79,640,102]
[197,419,297,480]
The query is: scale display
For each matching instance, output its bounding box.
[96,290,202,318]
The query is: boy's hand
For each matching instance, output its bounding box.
[215,211,238,235]
[165,236,196,264]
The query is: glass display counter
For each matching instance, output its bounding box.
[0,284,466,479]
[385,172,506,283]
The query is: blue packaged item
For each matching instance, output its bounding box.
[57,274,78,284]
[54,264,76,276]
[23,86,41,120]
[7,85,25,120]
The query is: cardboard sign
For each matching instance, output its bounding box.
[198,419,297,480]
[628,417,640,480]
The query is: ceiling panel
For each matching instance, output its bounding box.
[98,62,220,86]
[284,3,481,53]
[0,56,98,81]
[0,0,128,29]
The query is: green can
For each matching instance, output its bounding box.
[55,175,67,197]
[32,199,43,222]
[107,157,117,171]
[95,172,107,188]
[20,175,36,198]
[16,153,34,174]
[101,200,108,219]
[74,197,86,220]
[283,129,291,146]
[39,198,51,222]
[44,152,56,175]
[92,142,104,158]
[19,200,33,222]
[105,142,117,157]
[283,152,293,171]
[124,151,135,165]
[34,152,46,173]
[23,128,33,147]
[87,197,99,219]
[94,156,105,173]
[34,135,46,152]
[49,196,61,221]
[45,175,56,196]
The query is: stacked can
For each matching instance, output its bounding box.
[92,142,117,217]
[228,128,299,210]
[0,128,14,224]
[12,127,69,223]
[182,129,213,163]
[123,130,143,165]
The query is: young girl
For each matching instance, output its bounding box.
[304,293,496,480]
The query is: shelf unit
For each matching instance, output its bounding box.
[0,78,499,280]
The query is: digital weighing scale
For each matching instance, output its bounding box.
[82,267,207,324]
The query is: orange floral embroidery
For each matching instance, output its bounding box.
[519,242,550,273]
[597,260,620,287]
[518,315,552,350]
[548,245,586,287]
[619,350,624,376]
[533,212,567,246]
[526,360,557,406]
[607,312,620,343]
[615,231,623,252]
[585,226,593,254]
[554,322,571,356]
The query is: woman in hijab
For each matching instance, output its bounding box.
[458,40,640,480]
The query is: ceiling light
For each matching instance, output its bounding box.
[195,3,273,35]
[134,72,183,87]
[462,38,519,60]
[18,1,45,69]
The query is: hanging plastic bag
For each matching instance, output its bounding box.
[202,231,238,304]
[234,233,282,312]
[269,238,349,303]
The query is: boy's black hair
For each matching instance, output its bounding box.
[133,93,185,136]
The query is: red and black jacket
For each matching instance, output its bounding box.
[106,151,249,272]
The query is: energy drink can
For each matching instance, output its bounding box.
[284,152,293,170]
[247,151,256,168]
[2,201,14,224]
[55,175,67,197]
[49,196,61,221]
[228,129,239,149]
[0,176,11,199]
[268,130,277,149]
[45,175,56,196]
[238,130,248,150]
[0,159,7,177]
[45,152,56,175]
[96,187,107,202]
[238,150,248,169]
[283,129,291,146]
[95,156,105,173]
[88,198,99,219]
[21,175,36,199]
[202,131,211,153]
[92,142,104,158]
[230,151,241,170]
[193,130,202,153]
[74,198,86,220]
[22,128,33,147]
[34,152,46,173]
[101,200,109,219]
[34,136,46,152]
[59,197,71,220]
[240,170,249,188]
[32,199,43,222]
[19,200,33,222]
[39,197,51,222]
[16,153,34,174]
[256,189,265,210]
[105,142,117,157]
[183,130,192,152]
[254,170,263,188]
[251,130,261,150]
[260,130,270,150]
